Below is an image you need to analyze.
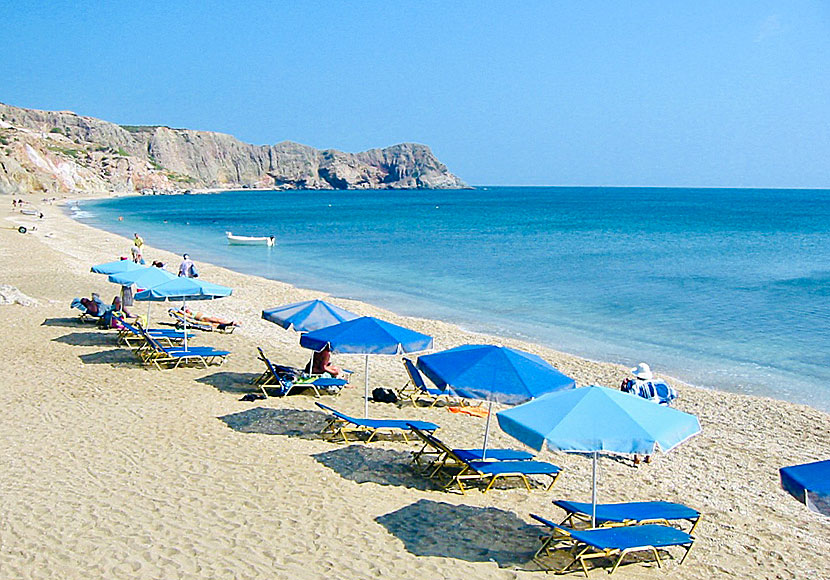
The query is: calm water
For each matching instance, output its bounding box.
[73,187,830,411]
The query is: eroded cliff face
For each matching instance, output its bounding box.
[0,102,465,195]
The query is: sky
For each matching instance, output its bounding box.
[4,1,830,187]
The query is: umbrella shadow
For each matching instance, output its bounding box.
[78,349,136,366]
[218,407,329,440]
[196,371,263,394]
[313,445,436,491]
[375,499,539,568]
[42,317,96,328]
[53,331,114,347]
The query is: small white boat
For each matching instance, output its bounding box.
[226,231,275,246]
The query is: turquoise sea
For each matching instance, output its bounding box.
[73,187,830,412]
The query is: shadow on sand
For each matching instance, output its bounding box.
[78,349,136,366]
[196,371,263,394]
[42,317,96,328]
[312,445,436,491]
[218,407,329,440]
[53,331,114,347]
[376,499,540,568]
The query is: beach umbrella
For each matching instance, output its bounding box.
[90,259,143,275]
[135,277,233,349]
[108,266,177,323]
[497,386,701,526]
[262,299,358,333]
[108,266,176,289]
[300,316,433,417]
[416,344,575,458]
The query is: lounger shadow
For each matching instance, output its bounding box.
[376,499,539,568]
[313,445,435,491]
[218,407,330,439]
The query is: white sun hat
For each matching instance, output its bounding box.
[630,362,653,380]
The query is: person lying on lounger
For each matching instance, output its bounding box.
[180,307,241,327]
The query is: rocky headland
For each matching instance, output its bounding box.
[0,102,465,196]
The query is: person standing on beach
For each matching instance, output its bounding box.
[178,254,198,278]
[131,232,145,264]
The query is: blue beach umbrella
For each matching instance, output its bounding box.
[90,259,143,275]
[300,316,434,417]
[108,266,176,289]
[262,299,358,333]
[416,344,576,457]
[109,266,177,324]
[135,277,233,349]
[497,385,701,525]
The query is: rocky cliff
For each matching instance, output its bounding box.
[0,103,465,195]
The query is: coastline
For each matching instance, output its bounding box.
[1,198,829,578]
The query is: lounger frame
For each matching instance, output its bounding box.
[531,515,695,576]
[315,403,438,443]
[409,425,561,494]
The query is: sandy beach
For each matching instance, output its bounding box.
[1,198,828,580]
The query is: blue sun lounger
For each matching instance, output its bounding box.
[407,424,561,494]
[115,317,194,348]
[554,500,702,534]
[253,347,347,397]
[397,357,460,407]
[137,328,230,370]
[315,402,439,443]
[409,422,533,469]
[530,514,695,576]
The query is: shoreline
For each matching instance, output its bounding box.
[69,191,827,415]
[2,197,829,578]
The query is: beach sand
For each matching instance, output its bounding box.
[1,198,828,579]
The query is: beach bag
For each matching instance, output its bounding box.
[372,388,398,404]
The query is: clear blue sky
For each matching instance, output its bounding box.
[5,1,830,187]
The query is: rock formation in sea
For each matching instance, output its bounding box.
[0,102,466,195]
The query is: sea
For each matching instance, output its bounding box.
[70,186,830,412]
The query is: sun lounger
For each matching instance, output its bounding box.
[408,424,561,494]
[252,347,347,397]
[115,317,194,348]
[137,328,230,370]
[530,515,695,576]
[554,500,702,534]
[252,347,304,386]
[397,357,461,407]
[168,308,236,333]
[409,422,533,473]
[315,402,439,443]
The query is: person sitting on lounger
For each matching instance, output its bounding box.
[305,345,342,378]
[79,292,108,317]
[181,307,241,327]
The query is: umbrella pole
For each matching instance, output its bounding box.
[592,451,598,528]
[364,354,370,418]
[182,299,188,351]
[481,400,493,460]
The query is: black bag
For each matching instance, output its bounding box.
[372,387,398,404]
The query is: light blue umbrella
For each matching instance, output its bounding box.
[135,277,233,349]
[262,299,358,333]
[417,344,576,457]
[90,259,143,275]
[134,278,233,302]
[108,266,176,289]
[300,316,434,417]
[497,385,701,525]
[108,266,177,325]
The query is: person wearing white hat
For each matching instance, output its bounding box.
[621,362,677,406]
[630,362,653,381]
